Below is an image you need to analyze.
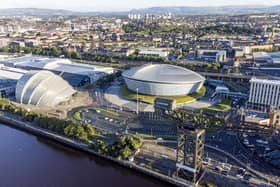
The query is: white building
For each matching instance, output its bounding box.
[253,52,273,64]
[0,64,27,96]
[0,38,9,48]
[16,71,76,107]
[248,77,280,111]
[0,55,114,86]
[138,47,169,58]
[196,50,227,63]
[122,64,205,96]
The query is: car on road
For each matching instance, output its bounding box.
[243,173,252,181]
[245,144,255,149]
[236,168,246,179]
[236,174,244,179]
[243,139,250,145]
[215,166,223,172]
[157,138,163,141]
[265,147,271,152]
[221,170,228,176]
[222,163,232,171]
[256,139,268,144]
[161,155,169,159]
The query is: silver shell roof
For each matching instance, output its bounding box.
[122,64,205,84]
[16,70,76,107]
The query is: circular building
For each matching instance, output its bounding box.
[16,70,76,107]
[122,64,205,96]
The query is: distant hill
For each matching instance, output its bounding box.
[0,8,79,17]
[130,5,280,15]
[1,5,280,17]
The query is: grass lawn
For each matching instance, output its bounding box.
[0,98,10,106]
[204,98,231,112]
[120,85,205,104]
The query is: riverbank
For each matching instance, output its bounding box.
[0,114,191,187]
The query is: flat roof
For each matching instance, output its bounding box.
[0,55,114,77]
[0,65,26,80]
[250,77,280,85]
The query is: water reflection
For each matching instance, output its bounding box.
[0,124,169,187]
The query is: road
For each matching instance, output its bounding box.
[143,139,279,186]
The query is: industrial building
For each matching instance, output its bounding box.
[0,65,27,97]
[253,52,280,64]
[0,55,114,87]
[122,64,205,96]
[253,52,273,64]
[244,111,270,126]
[16,70,76,107]
[138,47,169,58]
[242,110,280,129]
[248,77,280,111]
[196,49,227,62]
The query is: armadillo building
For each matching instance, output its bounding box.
[16,70,76,107]
[122,64,205,96]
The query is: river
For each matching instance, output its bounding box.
[0,124,170,187]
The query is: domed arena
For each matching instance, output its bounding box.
[16,70,76,107]
[122,64,205,96]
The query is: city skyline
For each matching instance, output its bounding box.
[1,0,280,11]
[1,2,280,187]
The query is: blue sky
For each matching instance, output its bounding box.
[1,0,280,11]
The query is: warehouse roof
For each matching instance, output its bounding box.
[0,55,114,77]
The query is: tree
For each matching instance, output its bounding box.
[71,51,82,59]
[120,146,132,159]
[50,47,61,57]
[0,46,9,53]
[83,123,95,136]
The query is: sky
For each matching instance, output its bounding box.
[1,0,280,11]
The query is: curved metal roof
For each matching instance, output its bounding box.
[16,70,76,107]
[122,64,205,84]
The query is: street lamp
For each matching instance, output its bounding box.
[136,88,139,115]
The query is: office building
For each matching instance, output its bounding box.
[196,49,227,62]
[248,77,280,111]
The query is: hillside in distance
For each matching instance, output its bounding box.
[1,5,280,17]
[0,8,78,16]
[130,5,280,15]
